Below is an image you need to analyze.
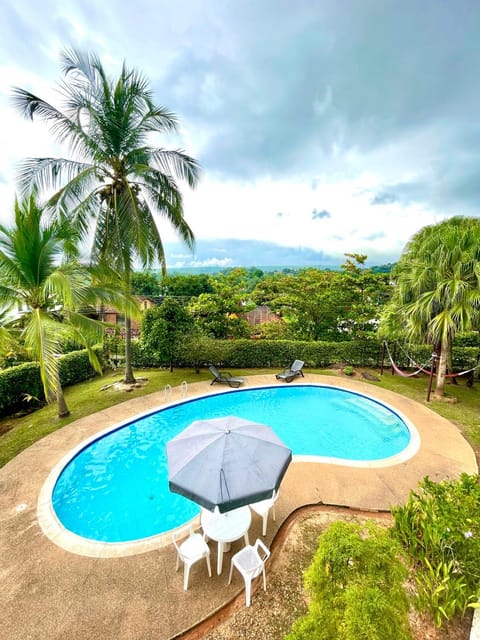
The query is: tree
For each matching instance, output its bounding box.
[187,270,254,338]
[131,272,161,297]
[252,269,350,341]
[140,299,193,371]
[341,252,368,273]
[338,258,392,338]
[379,217,480,398]
[0,191,133,417]
[159,273,214,297]
[13,48,199,384]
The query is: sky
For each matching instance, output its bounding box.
[1,0,480,269]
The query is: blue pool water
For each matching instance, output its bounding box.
[52,385,411,543]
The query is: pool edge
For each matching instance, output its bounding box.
[37,381,421,558]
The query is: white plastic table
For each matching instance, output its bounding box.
[200,506,251,575]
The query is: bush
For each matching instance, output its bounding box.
[0,362,44,417]
[0,348,104,418]
[131,335,479,373]
[286,520,411,640]
[392,474,480,626]
[58,347,104,387]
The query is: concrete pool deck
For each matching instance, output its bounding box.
[0,373,477,640]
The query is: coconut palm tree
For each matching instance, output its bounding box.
[0,190,136,417]
[379,217,480,398]
[12,49,199,383]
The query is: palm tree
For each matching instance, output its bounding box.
[12,49,199,383]
[379,217,480,398]
[0,190,136,417]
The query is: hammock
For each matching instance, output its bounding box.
[384,341,480,378]
[383,341,432,377]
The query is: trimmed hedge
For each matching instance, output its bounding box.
[58,347,104,387]
[0,347,104,418]
[0,362,44,416]
[132,336,479,372]
[1,338,477,417]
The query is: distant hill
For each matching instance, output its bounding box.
[162,263,396,275]
[164,264,340,275]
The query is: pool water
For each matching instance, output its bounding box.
[52,385,411,543]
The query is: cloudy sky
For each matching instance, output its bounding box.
[1,0,480,269]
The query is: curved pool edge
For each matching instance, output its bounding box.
[37,380,421,558]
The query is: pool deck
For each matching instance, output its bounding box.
[0,373,477,640]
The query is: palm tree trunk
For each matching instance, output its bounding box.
[123,315,136,384]
[446,347,457,385]
[434,338,449,399]
[56,383,70,418]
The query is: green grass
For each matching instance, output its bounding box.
[0,366,478,469]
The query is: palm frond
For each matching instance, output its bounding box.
[11,87,64,123]
[16,157,92,197]
[148,148,201,187]
[23,309,65,402]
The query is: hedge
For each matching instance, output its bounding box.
[0,347,104,418]
[58,347,104,387]
[0,362,44,417]
[131,336,479,372]
[1,339,477,417]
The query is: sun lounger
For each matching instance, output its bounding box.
[209,365,244,388]
[275,360,304,383]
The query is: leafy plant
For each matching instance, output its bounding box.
[286,521,411,640]
[392,474,480,625]
[414,558,473,627]
[140,300,193,371]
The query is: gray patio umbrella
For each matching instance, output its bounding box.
[166,416,292,514]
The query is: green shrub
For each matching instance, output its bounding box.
[0,362,44,417]
[392,474,480,625]
[131,334,478,373]
[173,337,385,369]
[414,558,471,628]
[58,347,104,387]
[286,521,411,640]
[0,348,104,418]
[454,332,480,348]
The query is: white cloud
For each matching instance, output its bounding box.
[171,256,234,268]
[1,0,479,266]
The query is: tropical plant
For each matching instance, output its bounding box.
[187,271,254,339]
[286,520,411,640]
[140,299,193,371]
[414,558,471,628]
[131,272,161,297]
[159,273,214,298]
[0,191,134,417]
[379,217,480,398]
[392,474,480,626]
[12,48,199,384]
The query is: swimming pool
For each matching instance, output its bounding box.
[49,385,416,545]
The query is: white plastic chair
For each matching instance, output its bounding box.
[250,489,279,536]
[172,526,212,590]
[228,538,270,606]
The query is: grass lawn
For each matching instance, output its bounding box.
[0,366,479,469]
